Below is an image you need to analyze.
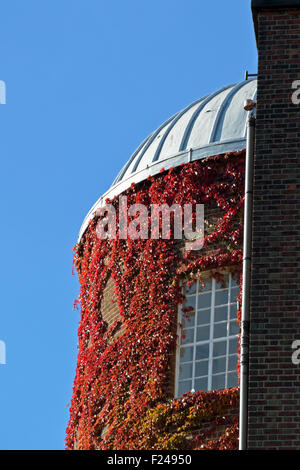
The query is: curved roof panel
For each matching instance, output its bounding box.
[79,78,257,240]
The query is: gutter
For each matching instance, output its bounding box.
[239,111,256,450]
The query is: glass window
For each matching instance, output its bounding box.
[176,273,239,396]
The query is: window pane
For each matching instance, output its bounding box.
[181,328,194,345]
[215,290,228,306]
[227,371,238,388]
[230,287,239,302]
[231,277,239,288]
[230,303,237,319]
[216,274,229,290]
[196,325,210,342]
[197,309,210,325]
[195,360,209,377]
[228,354,238,371]
[178,380,192,396]
[212,373,225,390]
[184,296,196,310]
[182,311,195,329]
[196,343,209,360]
[213,341,227,357]
[213,356,226,374]
[186,282,196,295]
[201,278,212,292]
[229,320,240,336]
[214,322,227,338]
[229,338,238,355]
[180,346,193,363]
[194,377,208,392]
[179,362,193,380]
[197,292,211,309]
[214,305,228,323]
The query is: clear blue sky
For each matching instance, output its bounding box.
[0,0,257,450]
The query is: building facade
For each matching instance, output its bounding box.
[249,0,300,449]
[67,0,300,450]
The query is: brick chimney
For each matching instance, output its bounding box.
[249,0,300,449]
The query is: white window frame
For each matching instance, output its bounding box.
[174,272,239,398]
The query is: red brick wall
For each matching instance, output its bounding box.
[101,277,124,343]
[249,5,300,449]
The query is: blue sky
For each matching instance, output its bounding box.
[0,0,257,450]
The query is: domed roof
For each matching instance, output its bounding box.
[79,78,257,240]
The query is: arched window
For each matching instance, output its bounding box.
[175,272,239,397]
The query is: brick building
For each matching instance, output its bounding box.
[66,0,300,450]
[249,0,300,449]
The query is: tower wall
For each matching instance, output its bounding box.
[249,0,300,449]
[67,152,244,450]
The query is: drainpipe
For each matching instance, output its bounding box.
[239,106,256,450]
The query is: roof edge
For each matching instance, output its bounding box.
[78,139,247,241]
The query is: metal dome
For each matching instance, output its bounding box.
[79,78,257,240]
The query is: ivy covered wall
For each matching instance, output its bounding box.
[66,149,245,450]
